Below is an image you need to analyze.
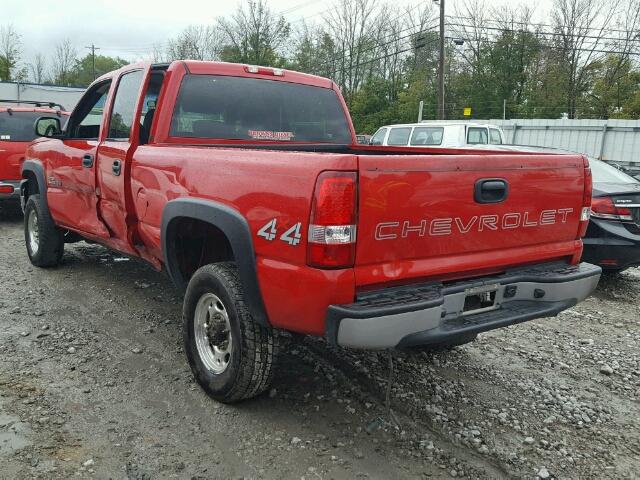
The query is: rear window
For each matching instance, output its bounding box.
[591,159,639,184]
[0,112,43,142]
[467,127,488,144]
[387,127,411,146]
[170,75,352,144]
[410,127,443,145]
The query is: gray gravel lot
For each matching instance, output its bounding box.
[1,200,639,479]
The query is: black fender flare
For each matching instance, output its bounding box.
[161,198,270,327]
[21,159,48,211]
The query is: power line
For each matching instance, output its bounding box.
[447,13,639,38]
[313,25,438,74]
[78,2,640,68]
[452,31,639,57]
[279,0,321,15]
[447,21,640,48]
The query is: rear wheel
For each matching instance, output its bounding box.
[183,263,279,403]
[600,268,625,277]
[24,194,64,267]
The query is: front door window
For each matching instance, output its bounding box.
[66,81,111,139]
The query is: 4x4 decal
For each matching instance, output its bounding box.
[257,219,277,241]
[257,219,302,246]
[280,223,302,245]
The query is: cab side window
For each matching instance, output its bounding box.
[108,70,144,140]
[467,127,488,144]
[139,71,165,144]
[489,128,502,145]
[67,81,112,139]
[387,127,411,146]
[410,127,444,145]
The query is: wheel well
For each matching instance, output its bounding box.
[22,171,39,200]
[170,217,234,283]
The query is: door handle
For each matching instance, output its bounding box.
[474,178,508,204]
[112,160,122,176]
[82,154,94,168]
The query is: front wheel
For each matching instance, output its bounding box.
[24,194,64,267]
[183,263,279,403]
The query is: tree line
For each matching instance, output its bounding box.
[2,0,639,133]
[0,28,128,88]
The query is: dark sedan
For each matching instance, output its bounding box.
[583,159,640,272]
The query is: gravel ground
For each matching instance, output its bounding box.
[1,200,639,479]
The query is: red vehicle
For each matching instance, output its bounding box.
[0,101,68,202]
[21,61,601,402]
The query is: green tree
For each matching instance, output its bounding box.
[0,24,24,81]
[448,28,545,119]
[71,54,129,86]
[218,0,290,66]
[582,55,640,118]
[349,77,398,133]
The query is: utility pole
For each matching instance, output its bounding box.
[437,0,445,120]
[85,44,100,81]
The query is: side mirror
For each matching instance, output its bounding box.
[34,116,63,138]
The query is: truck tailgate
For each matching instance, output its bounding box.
[355,153,586,287]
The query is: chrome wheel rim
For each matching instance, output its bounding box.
[194,293,232,374]
[27,209,39,255]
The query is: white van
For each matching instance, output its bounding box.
[369,121,505,148]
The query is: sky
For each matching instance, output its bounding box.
[6,0,555,67]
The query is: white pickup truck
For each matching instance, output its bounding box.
[370,121,506,148]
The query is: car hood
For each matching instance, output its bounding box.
[593,182,640,196]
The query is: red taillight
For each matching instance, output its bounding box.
[599,259,619,266]
[307,171,357,269]
[0,184,14,194]
[591,196,633,221]
[577,158,592,238]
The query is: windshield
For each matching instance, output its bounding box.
[370,128,387,145]
[591,159,639,185]
[170,75,352,144]
[0,111,43,142]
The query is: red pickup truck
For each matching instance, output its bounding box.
[0,102,68,202]
[21,61,601,402]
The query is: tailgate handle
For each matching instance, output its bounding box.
[475,179,508,204]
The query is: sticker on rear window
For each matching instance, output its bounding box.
[248,130,294,141]
[0,135,10,140]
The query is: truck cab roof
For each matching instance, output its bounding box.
[386,121,503,129]
[93,60,336,90]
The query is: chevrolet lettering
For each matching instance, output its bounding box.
[375,208,574,240]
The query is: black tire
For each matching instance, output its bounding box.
[600,268,625,277]
[24,194,64,267]
[183,262,279,403]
